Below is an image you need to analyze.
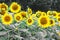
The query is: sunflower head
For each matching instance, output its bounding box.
[38,16,50,28]
[52,11,57,18]
[47,11,52,16]
[20,11,27,18]
[41,12,46,16]
[2,14,13,25]
[27,7,32,15]
[49,19,55,27]
[57,13,60,18]
[57,17,60,22]
[0,10,7,15]
[36,11,42,18]
[27,17,34,25]
[10,2,21,13]
[14,13,22,22]
[31,14,37,20]
[1,3,8,11]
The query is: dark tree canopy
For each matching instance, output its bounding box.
[0,0,60,12]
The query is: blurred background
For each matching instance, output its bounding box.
[0,0,60,12]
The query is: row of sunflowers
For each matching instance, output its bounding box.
[0,2,60,40]
[0,2,60,28]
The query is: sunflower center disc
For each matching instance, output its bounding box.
[40,18,47,25]
[58,18,60,21]
[50,20,53,24]
[4,16,10,22]
[12,4,18,10]
[28,19,32,23]
[16,16,20,20]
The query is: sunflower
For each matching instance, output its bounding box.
[38,16,50,28]
[47,11,52,16]
[41,12,46,16]
[57,13,60,18]
[57,17,60,22]
[27,17,34,25]
[2,14,13,25]
[0,10,7,15]
[14,13,22,22]
[36,11,42,18]
[52,11,57,18]
[1,3,8,11]
[19,11,27,18]
[31,14,37,20]
[27,7,32,15]
[49,19,55,27]
[10,2,21,13]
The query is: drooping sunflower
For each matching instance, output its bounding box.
[19,11,27,18]
[49,19,55,27]
[36,11,42,18]
[14,13,22,22]
[2,14,13,25]
[47,11,53,16]
[38,16,50,28]
[0,3,8,11]
[27,7,32,15]
[10,2,21,13]
[52,11,58,18]
[27,17,34,25]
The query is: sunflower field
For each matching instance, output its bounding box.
[0,2,60,40]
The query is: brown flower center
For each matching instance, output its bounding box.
[4,16,10,22]
[53,13,56,16]
[50,20,53,24]
[58,18,60,21]
[12,4,18,10]
[21,13,26,17]
[16,16,20,20]
[28,19,32,23]
[58,14,60,17]
[40,17,47,25]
